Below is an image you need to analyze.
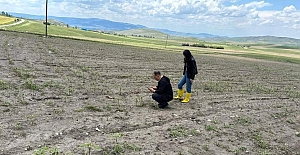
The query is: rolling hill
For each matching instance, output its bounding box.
[206,36,300,46]
[10,12,146,31]
[6,12,300,46]
[0,15,15,25]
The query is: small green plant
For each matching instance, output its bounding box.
[0,80,11,90]
[260,150,273,155]
[111,133,124,143]
[26,114,36,125]
[205,124,217,132]
[111,144,123,154]
[135,96,146,107]
[23,78,40,90]
[85,105,103,112]
[106,133,139,154]
[203,145,209,151]
[19,132,27,138]
[64,86,74,96]
[33,146,50,155]
[8,59,14,65]
[13,67,31,79]
[42,80,60,89]
[45,101,54,106]
[236,116,253,126]
[15,123,22,130]
[235,146,247,155]
[105,104,112,111]
[168,126,188,138]
[190,129,201,136]
[286,119,295,124]
[0,101,11,107]
[49,147,60,155]
[80,142,100,155]
[3,108,10,112]
[252,133,269,149]
[123,142,139,151]
[53,108,65,114]
[203,81,231,92]
[33,146,62,155]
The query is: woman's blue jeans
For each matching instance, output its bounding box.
[178,72,192,93]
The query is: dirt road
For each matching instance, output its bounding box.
[0,19,25,28]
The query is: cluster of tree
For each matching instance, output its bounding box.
[236,44,251,48]
[183,43,224,49]
[43,21,51,25]
[131,34,155,38]
[115,33,127,37]
[1,11,12,17]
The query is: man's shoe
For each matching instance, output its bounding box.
[158,103,168,109]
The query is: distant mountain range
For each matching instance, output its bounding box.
[9,12,300,45]
[9,12,219,38]
[10,12,146,31]
[154,28,218,38]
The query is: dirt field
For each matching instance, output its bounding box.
[1,31,300,155]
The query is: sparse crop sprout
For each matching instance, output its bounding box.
[23,78,40,90]
[0,80,11,90]
[80,142,100,155]
[205,124,217,132]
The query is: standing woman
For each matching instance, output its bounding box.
[174,50,198,103]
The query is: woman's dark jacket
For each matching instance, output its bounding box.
[183,57,198,80]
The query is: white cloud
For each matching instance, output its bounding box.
[283,5,297,13]
[258,19,273,26]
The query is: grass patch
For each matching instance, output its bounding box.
[168,126,188,138]
[228,53,300,64]
[0,80,11,89]
[13,67,32,79]
[273,45,300,49]
[203,81,233,92]
[84,105,103,112]
[0,102,11,107]
[252,132,270,149]
[23,78,40,91]
[205,124,217,132]
[167,126,201,138]
[236,116,253,126]
[242,83,274,94]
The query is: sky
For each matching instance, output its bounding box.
[0,0,300,38]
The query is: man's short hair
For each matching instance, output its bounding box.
[153,71,161,76]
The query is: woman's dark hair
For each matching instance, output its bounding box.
[183,50,192,62]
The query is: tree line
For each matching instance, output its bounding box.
[1,11,13,17]
[182,43,224,49]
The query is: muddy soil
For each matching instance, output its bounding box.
[0,31,300,155]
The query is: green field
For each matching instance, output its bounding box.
[4,19,300,64]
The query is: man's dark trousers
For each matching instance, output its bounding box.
[152,93,172,108]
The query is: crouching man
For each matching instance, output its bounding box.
[148,71,173,109]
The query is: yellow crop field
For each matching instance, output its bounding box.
[0,15,15,25]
